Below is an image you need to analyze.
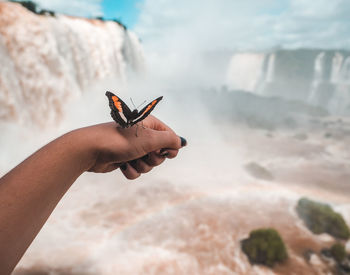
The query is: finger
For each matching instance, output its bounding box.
[142,152,166,167]
[144,130,183,153]
[140,116,188,152]
[143,115,173,132]
[120,163,141,180]
[129,159,153,174]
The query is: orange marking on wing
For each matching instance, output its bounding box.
[142,100,158,115]
[112,96,122,112]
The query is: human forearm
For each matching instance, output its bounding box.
[0,117,185,274]
[0,131,92,273]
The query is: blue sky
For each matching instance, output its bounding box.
[102,0,141,28]
[36,0,142,29]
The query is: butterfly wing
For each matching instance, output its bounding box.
[131,96,163,126]
[105,91,133,127]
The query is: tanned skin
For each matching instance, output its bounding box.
[0,116,185,274]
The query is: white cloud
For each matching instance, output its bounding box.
[133,0,350,51]
[35,0,103,17]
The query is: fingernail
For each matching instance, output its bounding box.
[180,136,187,147]
[120,163,127,171]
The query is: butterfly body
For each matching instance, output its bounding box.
[106,91,163,128]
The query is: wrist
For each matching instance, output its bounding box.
[62,128,99,173]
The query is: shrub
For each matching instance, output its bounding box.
[241,228,288,267]
[38,9,55,16]
[10,1,38,13]
[112,19,127,30]
[296,198,350,240]
[330,243,346,263]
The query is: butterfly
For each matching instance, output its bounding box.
[105,91,163,128]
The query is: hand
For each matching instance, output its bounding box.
[0,115,186,273]
[78,115,187,179]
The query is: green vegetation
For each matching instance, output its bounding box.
[94,17,127,30]
[241,228,288,267]
[330,243,346,263]
[38,9,55,16]
[10,1,127,28]
[10,1,55,16]
[12,0,37,13]
[112,19,127,30]
[296,198,350,240]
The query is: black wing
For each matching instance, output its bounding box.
[105,91,133,127]
[131,96,163,126]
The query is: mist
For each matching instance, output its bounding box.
[0,1,350,274]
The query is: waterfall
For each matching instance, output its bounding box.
[0,2,144,126]
[308,52,327,105]
[330,52,344,83]
[226,49,350,114]
[265,53,275,83]
[329,56,350,114]
[255,53,275,95]
[225,53,265,91]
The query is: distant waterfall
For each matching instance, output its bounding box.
[225,53,265,91]
[0,2,144,126]
[329,56,350,113]
[265,53,275,83]
[226,49,350,114]
[308,52,332,107]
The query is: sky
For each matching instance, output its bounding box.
[34,0,141,28]
[102,0,140,28]
[33,0,350,51]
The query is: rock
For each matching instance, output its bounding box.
[244,162,274,181]
[309,253,324,267]
[241,228,288,267]
[339,260,350,273]
[303,249,315,261]
[296,198,350,240]
[321,248,333,259]
[294,133,308,140]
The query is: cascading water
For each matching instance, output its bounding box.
[225,53,265,91]
[329,56,350,114]
[0,2,144,126]
[308,52,334,107]
[265,54,275,83]
[226,50,350,114]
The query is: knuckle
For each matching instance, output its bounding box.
[142,166,152,174]
[167,132,180,149]
[134,160,150,173]
[122,164,141,180]
[125,173,140,180]
[147,155,164,166]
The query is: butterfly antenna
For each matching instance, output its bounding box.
[130,97,137,110]
[137,100,147,109]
